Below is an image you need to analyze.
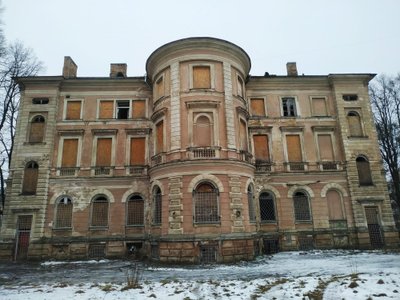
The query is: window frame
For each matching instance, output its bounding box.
[356,155,374,186]
[64,99,83,120]
[152,186,162,225]
[347,110,364,137]
[189,63,215,90]
[90,195,109,228]
[281,96,299,117]
[293,190,312,222]
[310,96,328,117]
[259,191,277,223]
[126,194,145,227]
[193,181,220,224]
[22,161,39,195]
[97,99,147,120]
[250,97,267,117]
[32,97,49,105]
[54,196,73,229]
[28,114,46,143]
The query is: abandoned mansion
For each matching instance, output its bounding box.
[0,37,398,262]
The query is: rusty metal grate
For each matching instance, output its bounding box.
[94,167,112,176]
[321,162,338,170]
[288,162,305,171]
[55,198,73,228]
[298,236,314,251]
[263,238,279,254]
[200,244,217,264]
[293,192,311,221]
[59,167,78,176]
[88,244,106,258]
[259,192,276,222]
[128,166,146,175]
[151,244,159,260]
[255,160,272,172]
[193,148,216,158]
[194,190,219,223]
[127,196,144,226]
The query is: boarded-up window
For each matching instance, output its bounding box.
[253,135,270,161]
[153,187,162,225]
[66,101,82,120]
[247,185,256,222]
[356,156,373,186]
[61,139,78,167]
[194,182,219,223]
[29,115,45,143]
[259,192,276,222]
[312,98,327,116]
[286,135,302,162]
[327,190,344,220]
[239,119,248,151]
[193,66,211,89]
[96,138,112,166]
[91,196,109,227]
[99,100,114,119]
[194,115,212,147]
[130,137,146,165]
[55,197,73,228]
[293,191,311,221]
[156,77,164,99]
[156,121,164,154]
[317,135,334,161]
[132,100,146,118]
[251,98,265,116]
[347,112,363,136]
[22,161,39,195]
[237,77,244,97]
[127,195,144,226]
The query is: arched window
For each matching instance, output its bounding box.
[153,186,162,225]
[356,156,373,186]
[194,115,212,147]
[126,195,144,226]
[90,195,109,227]
[22,161,39,195]
[247,185,256,222]
[293,191,311,221]
[29,115,45,143]
[326,190,344,220]
[347,111,363,137]
[193,182,219,224]
[259,192,276,222]
[55,196,73,228]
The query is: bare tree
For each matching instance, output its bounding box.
[0,42,43,210]
[370,74,400,213]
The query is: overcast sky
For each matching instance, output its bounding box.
[3,0,400,77]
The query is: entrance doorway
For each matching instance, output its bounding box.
[14,215,32,260]
[364,206,384,248]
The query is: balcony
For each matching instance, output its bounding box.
[92,166,114,176]
[239,150,253,163]
[285,162,308,172]
[57,167,79,177]
[151,153,166,167]
[126,165,148,176]
[186,147,221,159]
[255,160,272,173]
[318,161,340,171]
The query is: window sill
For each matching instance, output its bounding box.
[260,221,277,224]
[52,227,72,231]
[151,224,161,227]
[89,226,109,230]
[348,135,369,139]
[126,225,145,228]
[295,221,313,224]
[20,193,36,196]
[24,142,46,145]
[193,222,221,227]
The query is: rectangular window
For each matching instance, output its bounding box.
[253,135,270,161]
[317,135,334,161]
[116,100,130,119]
[193,66,211,89]
[32,98,49,105]
[99,100,114,119]
[130,137,146,165]
[156,121,164,154]
[61,139,78,167]
[312,98,327,116]
[250,98,266,117]
[96,138,112,166]
[132,100,146,118]
[237,76,244,97]
[156,77,164,99]
[286,134,302,162]
[66,101,82,120]
[239,119,248,151]
[343,94,358,101]
[282,97,297,117]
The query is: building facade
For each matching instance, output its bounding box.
[0,37,398,262]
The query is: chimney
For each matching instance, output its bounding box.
[110,63,127,78]
[286,62,298,76]
[62,56,78,78]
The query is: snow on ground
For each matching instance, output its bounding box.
[1,250,399,299]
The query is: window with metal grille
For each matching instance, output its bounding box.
[200,244,217,264]
[263,238,279,254]
[247,185,256,222]
[55,197,73,228]
[298,236,314,251]
[22,161,38,195]
[259,192,276,222]
[282,97,297,117]
[356,156,373,186]
[153,187,162,225]
[90,196,109,227]
[193,183,219,224]
[293,191,311,221]
[347,111,363,136]
[126,195,144,226]
[29,115,45,143]
[88,244,106,258]
[151,244,159,260]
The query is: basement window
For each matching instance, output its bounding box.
[342,94,358,101]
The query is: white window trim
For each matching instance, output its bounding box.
[63,99,84,120]
[91,135,116,170]
[189,63,215,90]
[282,131,306,163]
[56,136,83,168]
[280,96,300,117]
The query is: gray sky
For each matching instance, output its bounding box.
[3,0,400,77]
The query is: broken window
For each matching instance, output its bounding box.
[247,185,256,222]
[32,97,49,104]
[153,186,162,225]
[237,76,244,97]
[253,135,270,163]
[356,156,373,186]
[282,97,297,117]
[29,115,45,143]
[193,182,219,224]
[293,191,311,221]
[90,196,109,227]
[259,192,276,222]
[343,94,358,101]
[193,66,211,89]
[116,100,130,119]
[126,195,144,226]
[22,161,39,195]
[55,197,73,228]
[156,76,164,99]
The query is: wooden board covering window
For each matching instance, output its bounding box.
[327,190,343,220]
[29,122,44,143]
[156,77,164,98]
[66,101,81,120]
[194,116,212,146]
[312,98,327,116]
[99,101,114,119]
[193,66,211,89]
[239,119,248,151]
[130,137,146,165]
[348,114,363,136]
[22,163,38,195]
[61,139,78,167]
[317,134,334,161]
[250,98,265,116]
[156,121,164,154]
[356,158,373,186]
[132,100,146,118]
[253,135,269,160]
[96,138,112,166]
[286,134,302,162]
